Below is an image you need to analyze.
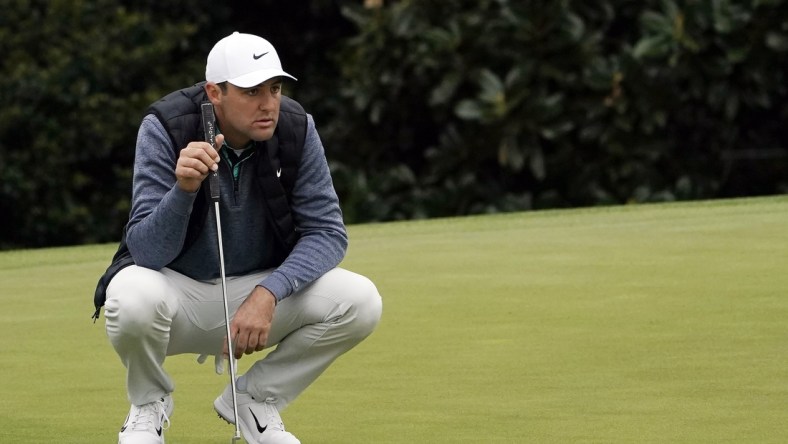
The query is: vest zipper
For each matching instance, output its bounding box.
[221,149,254,205]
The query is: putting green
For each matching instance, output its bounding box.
[0,196,785,443]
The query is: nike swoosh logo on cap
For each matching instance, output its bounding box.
[253,52,269,60]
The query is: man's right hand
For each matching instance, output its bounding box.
[175,133,224,193]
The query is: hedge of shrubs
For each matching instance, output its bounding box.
[1,0,785,248]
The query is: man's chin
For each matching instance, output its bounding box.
[251,128,276,142]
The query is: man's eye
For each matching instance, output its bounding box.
[246,88,259,96]
[271,85,281,94]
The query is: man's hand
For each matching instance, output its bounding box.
[175,134,224,193]
[224,285,277,360]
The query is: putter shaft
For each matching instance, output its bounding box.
[214,200,242,442]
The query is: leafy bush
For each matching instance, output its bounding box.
[328,0,788,221]
[0,0,785,248]
[0,0,213,248]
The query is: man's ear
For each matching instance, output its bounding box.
[204,82,223,105]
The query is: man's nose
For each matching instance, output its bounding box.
[258,91,273,110]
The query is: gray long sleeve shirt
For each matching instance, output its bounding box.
[125,113,348,301]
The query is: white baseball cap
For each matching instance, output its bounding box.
[205,32,297,87]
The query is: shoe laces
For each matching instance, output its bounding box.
[258,397,285,431]
[128,398,171,432]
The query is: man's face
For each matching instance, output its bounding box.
[207,78,282,147]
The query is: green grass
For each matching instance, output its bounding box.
[1,196,786,443]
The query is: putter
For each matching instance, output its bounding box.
[202,103,242,443]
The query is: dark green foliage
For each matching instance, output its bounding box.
[0,0,215,248]
[0,0,785,248]
[330,0,788,220]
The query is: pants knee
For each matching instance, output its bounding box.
[105,266,174,339]
[345,275,383,340]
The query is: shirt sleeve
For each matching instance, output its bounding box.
[258,114,349,300]
[125,114,198,269]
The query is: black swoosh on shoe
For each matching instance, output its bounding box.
[250,407,268,434]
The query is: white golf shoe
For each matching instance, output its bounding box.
[118,395,173,444]
[214,384,300,444]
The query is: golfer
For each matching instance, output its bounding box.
[96,32,382,444]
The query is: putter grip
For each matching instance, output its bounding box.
[201,103,220,201]
[209,171,220,200]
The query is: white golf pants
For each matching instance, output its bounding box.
[104,265,382,410]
